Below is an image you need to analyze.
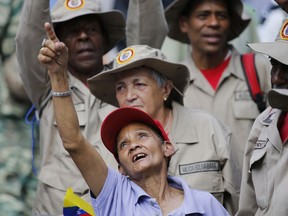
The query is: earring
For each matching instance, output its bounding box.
[164,97,167,101]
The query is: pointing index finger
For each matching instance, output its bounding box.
[44,22,59,43]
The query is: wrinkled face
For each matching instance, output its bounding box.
[179,0,230,55]
[270,58,288,89]
[115,68,170,119]
[56,14,107,76]
[116,122,165,178]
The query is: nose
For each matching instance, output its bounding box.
[126,86,137,102]
[207,14,219,26]
[78,30,89,41]
[129,142,141,153]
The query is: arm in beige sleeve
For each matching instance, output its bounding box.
[126,0,168,49]
[236,116,265,216]
[16,0,51,109]
[38,23,108,197]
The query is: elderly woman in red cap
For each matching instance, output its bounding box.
[39,22,240,215]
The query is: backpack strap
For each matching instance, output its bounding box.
[241,53,266,113]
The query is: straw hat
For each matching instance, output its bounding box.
[87,45,190,106]
[51,0,125,54]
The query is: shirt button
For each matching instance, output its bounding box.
[155,213,160,216]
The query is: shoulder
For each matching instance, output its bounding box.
[189,189,230,215]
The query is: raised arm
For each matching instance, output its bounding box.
[15,0,51,109]
[38,23,108,197]
[126,0,168,49]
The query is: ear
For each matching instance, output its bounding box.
[118,164,127,176]
[179,16,189,34]
[163,80,173,99]
[162,141,176,158]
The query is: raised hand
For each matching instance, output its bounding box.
[38,22,69,76]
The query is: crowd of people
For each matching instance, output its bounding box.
[1,0,288,215]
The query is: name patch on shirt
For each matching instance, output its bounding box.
[255,138,268,149]
[234,90,251,101]
[179,161,220,175]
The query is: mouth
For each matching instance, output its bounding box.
[203,34,222,43]
[132,153,147,163]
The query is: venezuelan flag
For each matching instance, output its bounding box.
[63,188,95,216]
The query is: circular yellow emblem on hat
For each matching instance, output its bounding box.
[280,20,288,40]
[117,48,135,64]
[65,0,84,10]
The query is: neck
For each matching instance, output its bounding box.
[192,48,229,70]
[68,65,104,85]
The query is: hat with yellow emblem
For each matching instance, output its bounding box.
[87,45,190,106]
[248,18,288,111]
[248,18,288,65]
[51,0,125,54]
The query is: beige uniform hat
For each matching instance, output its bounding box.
[87,45,190,106]
[165,0,250,44]
[248,18,288,65]
[248,18,288,111]
[51,0,125,54]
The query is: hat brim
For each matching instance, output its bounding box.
[165,0,250,44]
[248,41,288,65]
[53,10,125,54]
[268,89,288,111]
[87,58,190,106]
[101,107,170,159]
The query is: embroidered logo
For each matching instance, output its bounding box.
[255,138,268,149]
[65,0,84,10]
[117,48,135,65]
[179,161,219,175]
[280,20,288,40]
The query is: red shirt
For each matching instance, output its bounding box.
[280,112,288,143]
[200,56,231,90]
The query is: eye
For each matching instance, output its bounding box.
[86,26,101,35]
[116,84,125,92]
[135,82,147,88]
[138,132,149,139]
[217,12,229,20]
[196,12,208,19]
[119,141,128,150]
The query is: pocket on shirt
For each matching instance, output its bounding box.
[249,148,268,209]
[232,97,260,120]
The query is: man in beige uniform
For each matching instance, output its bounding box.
[16,0,167,214]
[163,0,271,168]
[236,17,288,216]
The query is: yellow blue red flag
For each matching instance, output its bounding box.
[63,187,95,216]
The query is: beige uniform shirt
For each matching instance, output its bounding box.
[16,0,167,214]
[237,108,288,216]
[170,102,240,215]
[182,48,271,168]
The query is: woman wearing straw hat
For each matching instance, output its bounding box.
[39,23,240,215]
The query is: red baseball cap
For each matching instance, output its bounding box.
[101,107,170,161]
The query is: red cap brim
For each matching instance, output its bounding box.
[101,107,170,161]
